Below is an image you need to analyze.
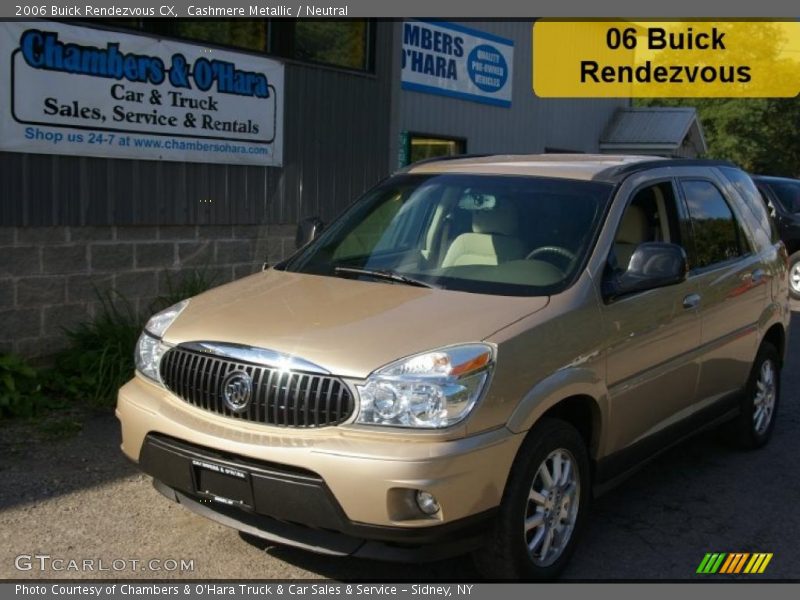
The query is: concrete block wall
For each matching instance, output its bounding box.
[0,224,297,358]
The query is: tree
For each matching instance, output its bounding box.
[636,97,800,176]
[636,22,800,176]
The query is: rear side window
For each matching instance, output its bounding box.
[720,167,779,243]
[681,180,743,269]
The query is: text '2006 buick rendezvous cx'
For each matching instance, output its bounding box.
[117,155,789,579]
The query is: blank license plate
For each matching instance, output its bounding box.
[191,459,253,508]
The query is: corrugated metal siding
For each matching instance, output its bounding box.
[279,29,394,223]
[0,145,276,226]
[396,21,628,155]
[0,22,393,227]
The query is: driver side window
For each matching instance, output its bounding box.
[610,181,682,272]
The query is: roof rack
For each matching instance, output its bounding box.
[594,158,737,183]
[395,153,492,174]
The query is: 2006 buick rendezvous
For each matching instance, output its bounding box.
[117,155,789,578]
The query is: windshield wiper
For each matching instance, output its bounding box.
[333,267,440,289]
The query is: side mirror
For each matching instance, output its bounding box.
[295,217,324,249]
[605,242,688,299]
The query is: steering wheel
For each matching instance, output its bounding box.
[526,246,577,264]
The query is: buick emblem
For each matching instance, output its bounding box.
[222,371,253,413]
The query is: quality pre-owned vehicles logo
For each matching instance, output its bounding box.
[696,552,773,574]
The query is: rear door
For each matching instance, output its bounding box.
[677,173,766,409]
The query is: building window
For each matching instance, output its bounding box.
[545,147,583,154]
[92,19,373,72]
[294,21,370,70]
[409,134,466,164]
[170,21,269,52]
[269,20,373,72]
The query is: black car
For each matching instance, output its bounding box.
[752,175,800,299]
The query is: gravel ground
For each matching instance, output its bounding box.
[1,304,798,581]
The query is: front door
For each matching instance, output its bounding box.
[600,179,701,457]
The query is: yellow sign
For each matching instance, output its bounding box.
[533,20,800,97]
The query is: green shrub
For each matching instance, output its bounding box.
[0,353,44,418]
[48,291,141,409]
[47,270,218,409]
[149,268,218,314]
[2,271,220,418]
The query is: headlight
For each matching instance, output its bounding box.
[143,299,189,338]
[356,343,495,428]
[135,300,188,384]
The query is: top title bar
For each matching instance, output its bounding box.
[3,0,800,19]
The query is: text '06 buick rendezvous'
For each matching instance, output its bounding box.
[117,155,789,579]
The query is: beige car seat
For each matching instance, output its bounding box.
[613,204,649,270]
[441,202,526,268]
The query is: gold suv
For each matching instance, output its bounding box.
[117,155,790,579]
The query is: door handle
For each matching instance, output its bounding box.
[683,293,701,309]
[751,269,765,285]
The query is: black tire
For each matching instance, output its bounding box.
[729,342,781,449]
[473,419,590,580]
[789,251,800,301]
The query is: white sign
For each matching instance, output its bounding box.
[401,20,514,107]
[0,21,284,166]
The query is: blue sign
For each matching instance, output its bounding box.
[401,21,514,108]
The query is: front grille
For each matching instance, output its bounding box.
[160,347,354,428]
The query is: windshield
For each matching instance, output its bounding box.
[767,180,800,214]
[282,174,613,296]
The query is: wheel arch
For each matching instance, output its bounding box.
[506,368,607,461]
[538,395,602,461]
[762,322,786,364]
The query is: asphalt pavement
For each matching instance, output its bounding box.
[1,303,798,581]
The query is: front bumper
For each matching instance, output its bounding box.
[116,376,524,557]
[142,433,495,561]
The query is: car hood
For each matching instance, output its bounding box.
[163,269,549,378]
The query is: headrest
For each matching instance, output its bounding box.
[472,202,518,237]
[616,205,648,244]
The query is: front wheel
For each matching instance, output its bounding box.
[473,419,590,580]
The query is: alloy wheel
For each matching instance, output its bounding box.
[524,448,580,567]
[753,359,777,435]
[791,262,800,295]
